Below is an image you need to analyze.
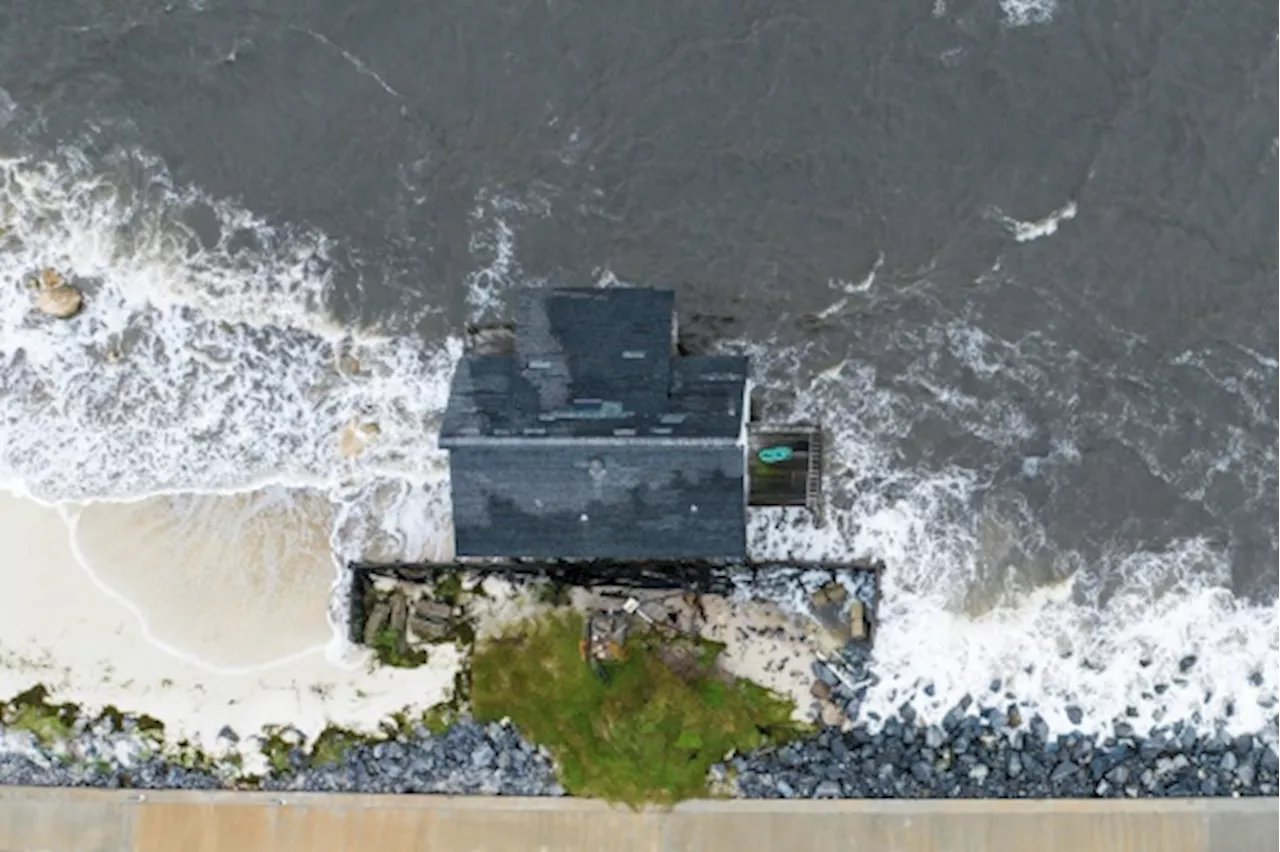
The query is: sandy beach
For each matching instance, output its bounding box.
[0,491,460,755]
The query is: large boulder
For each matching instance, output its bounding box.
[32,269,83,319]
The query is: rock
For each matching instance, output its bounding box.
[1178,655,1197,673]
[34,275,84,319]
[909,761,932,783]
[1007,753,1023,778]
[848,600,868,641]
[362,601,392,645]
[1155,757,1176,778]
[1106,764,1130,786]
[1232,734,1254,758]
[812,779,842,798]
[471,744,495,768]
[216,725,239,746]
[389,591,409,633]
[810,586,860,645]
[1030,716,1050,743]
[1220,752,1238,773]
[408,615,453,643]
[1050,761,1079,783]
[820,703,844,728]
[409,598,456,642]
[811,582,847,607]
[337,352,361,376]
[1260,747,1280,773]
[810,680,832,702]
[338,420,380,458]
[1113,721,1134,739]
[1065,706,1083,726]
[898,703,916,725]
[1006,704,1023,728]
[924,725,945,749]
[968,764,990,783]
[1236,764,1256,788]
[775,779,795,798]
[1091,745,1129,780]
[812,661,840,687]
[984,708,1007,731]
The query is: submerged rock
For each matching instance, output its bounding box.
[338,420,380,458]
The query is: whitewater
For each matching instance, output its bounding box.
[0,138,1275,753]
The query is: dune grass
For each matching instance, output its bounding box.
[470,610,805,806]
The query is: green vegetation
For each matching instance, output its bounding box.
[421,704,458,735]
[470,611,806,806]
[434,572,464,606]
[370,627,430,669]
[309,726,361,767]
[171,739,215,771]
[535,579,572,606]
[258,726,297,775]
[0,685,79,747]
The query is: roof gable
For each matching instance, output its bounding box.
[515,288,673,411]
[440,288,747,445]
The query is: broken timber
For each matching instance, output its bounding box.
[346,559,883,648]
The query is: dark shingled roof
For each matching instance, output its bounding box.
[440,288,748,444]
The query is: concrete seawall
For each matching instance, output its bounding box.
[0,788,1275,852]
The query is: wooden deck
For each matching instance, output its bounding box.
[747,424,824,522]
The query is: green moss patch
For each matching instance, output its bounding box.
[370,628,431,669]
[535,579,572,607]
[470,611,805,806]
[309,726,362,767]
[421,704,458,735]
[0,686,80,747]
[434,572,464,606]
[258,727,299,775]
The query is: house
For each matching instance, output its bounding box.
[439,287,752,560]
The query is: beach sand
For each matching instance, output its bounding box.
[548,585,825,725]
[0,491,460,756]
[698,596,823,724]
[70,489,339,668]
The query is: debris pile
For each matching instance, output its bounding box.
[357,573,475,668]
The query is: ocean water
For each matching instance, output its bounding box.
[0,0,1275,735]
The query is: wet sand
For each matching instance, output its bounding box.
[0,491,461,754]
[70,488,339,668]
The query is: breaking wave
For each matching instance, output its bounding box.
[0,137,1274,741]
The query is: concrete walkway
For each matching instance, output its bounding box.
[0,788,1274,852]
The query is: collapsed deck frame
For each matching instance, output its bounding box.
[346,559,883,647]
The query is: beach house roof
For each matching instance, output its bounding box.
[438,287,750,560]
